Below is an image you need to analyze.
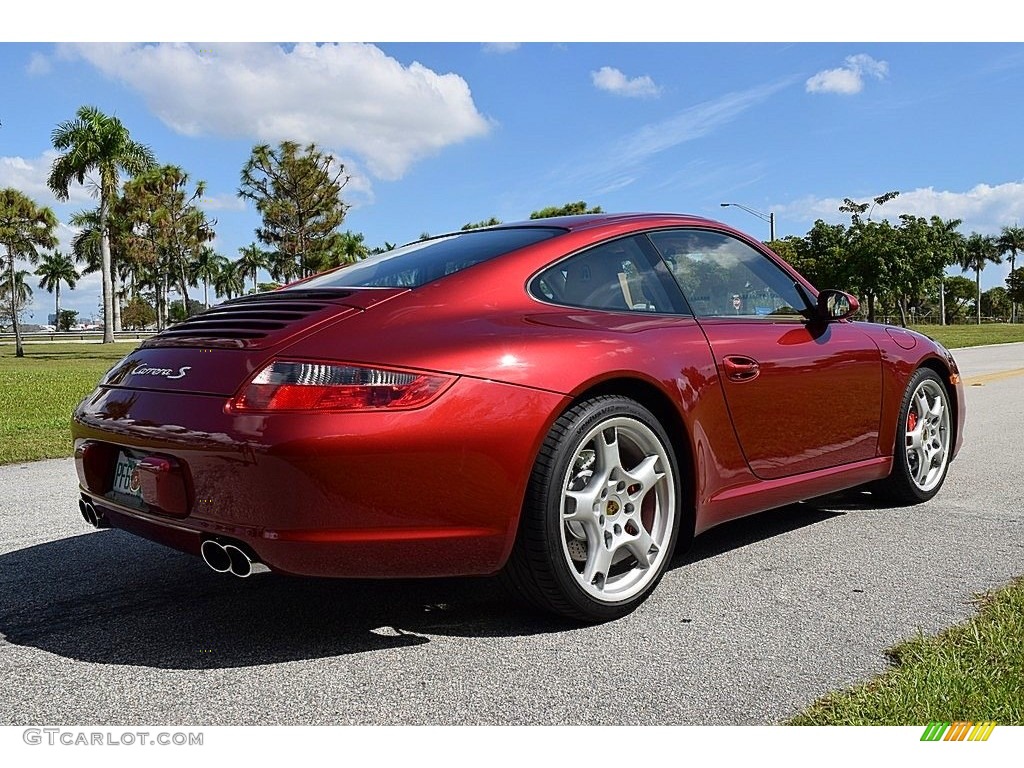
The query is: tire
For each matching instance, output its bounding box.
[502,396,682,622]
[873,368,953,505]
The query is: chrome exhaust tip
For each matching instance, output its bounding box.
[201,540,270,577]
[223,544,253,578]
[80,501,108,529]
[200,540,232,573]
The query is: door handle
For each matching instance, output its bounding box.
[722,355,760,382]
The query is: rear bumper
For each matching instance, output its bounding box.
[73,377,567,578]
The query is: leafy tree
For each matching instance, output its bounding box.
[461,217,502,230]
[839,192,900,322]
[942,275,976,323]
[121,165,214,327]
[0,189,59,356]
[529,201,602,219]
[121,295,156,330]
[981,286,1011,321]
[959,233,1000,325]
[237,243,269,293]
[791,222,849,291]
[997,225,1024,322]
[35,250,80,328]
[1006,267,1024,310]
[48,105,156,342]
[168,298,205,323]
[190,246,228,309]
[57,309,78,332]
[886,216,960,327]
[238,141,349,278]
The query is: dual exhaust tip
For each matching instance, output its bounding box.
[200,539,269,579]
[79,498,267,579]
[79,499,109,529]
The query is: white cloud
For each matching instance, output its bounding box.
[198,194,246,212]
[591,66,661,98]
[539,79,791,203]
[0,151,95,206]
[775,181,1024,236]
[60,42,493,180]
[481,43,520,54]
[806,53,889,95]
[26,52,52,75]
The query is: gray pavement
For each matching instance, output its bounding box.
[0,344,1021,725]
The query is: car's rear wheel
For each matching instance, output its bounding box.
[503,396,681,622]
[874,368,953,505]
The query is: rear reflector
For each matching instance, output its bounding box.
[228,361,455,413]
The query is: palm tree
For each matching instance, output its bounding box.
[329,230,369,268]
[190,247,228,308]
[267,249,301,285]
[928,217,964,326]
[237,243,268,293]
[35,250,80,330]
[213,260,246,300]
[48,105,155,343]
[959,233,1001,325]
[0,189,59,356]
[997,225,1024,323]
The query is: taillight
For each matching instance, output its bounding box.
[228,361,455,412]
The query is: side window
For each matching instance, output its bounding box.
[648,230,809,318]
[531,236,686,314]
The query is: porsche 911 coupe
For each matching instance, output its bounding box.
[72,213,964,621]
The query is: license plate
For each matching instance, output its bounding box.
[112,452,142,500]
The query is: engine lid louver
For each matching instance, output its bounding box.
[143,289,357,350]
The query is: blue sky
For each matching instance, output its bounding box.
[3,38,1024,321]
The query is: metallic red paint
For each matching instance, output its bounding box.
[71,213,965,582]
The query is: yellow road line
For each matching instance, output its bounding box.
[963,368,1024,386]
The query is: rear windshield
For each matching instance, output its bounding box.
[293,227,565,290]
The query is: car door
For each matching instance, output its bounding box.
[646,228,883,480]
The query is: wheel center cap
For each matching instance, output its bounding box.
[606,499,620,516]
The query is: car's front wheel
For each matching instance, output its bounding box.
[503,396,682,622]
[874,368,953,505]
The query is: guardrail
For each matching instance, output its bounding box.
[0,331,156,343]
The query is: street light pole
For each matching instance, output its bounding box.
[720,202,775,242]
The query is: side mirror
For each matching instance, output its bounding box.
[816,289,860,321]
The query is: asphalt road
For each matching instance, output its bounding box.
[1,343,1021,726]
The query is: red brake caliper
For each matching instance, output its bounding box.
[907,411,918,431]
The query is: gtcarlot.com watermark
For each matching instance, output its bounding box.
[23,728,203,747]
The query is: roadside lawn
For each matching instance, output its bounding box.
[909,324,1024,349]
[791,579,1024,725]
[0,342,137,465]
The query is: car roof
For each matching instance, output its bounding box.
[486,212,720,233]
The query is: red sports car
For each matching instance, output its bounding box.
[72,213,965,621]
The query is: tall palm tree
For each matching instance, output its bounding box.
[48,105,155,343]
[237,243,268,293]
[190,247,228,308]
[35,250,80,329]
[213,259,246,300]
[997,225,1024,323]
[960,233,1001,325]
[0,188,59,356]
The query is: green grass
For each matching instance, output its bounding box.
[909,324,1024,349]
[791,579,1024,725]
[0,342,138,465]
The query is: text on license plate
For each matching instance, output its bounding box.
[112,453,142,499]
